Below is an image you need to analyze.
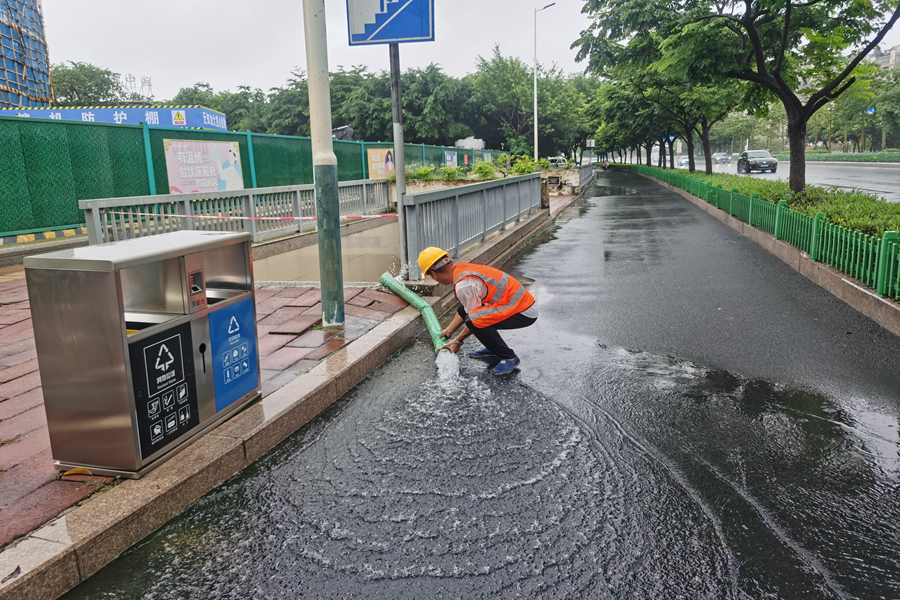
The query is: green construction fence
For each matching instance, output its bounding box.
[0,114,501,237]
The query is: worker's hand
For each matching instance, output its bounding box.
[440,339,461,354]
[440,327,455,340]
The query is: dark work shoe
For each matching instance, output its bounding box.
[469,347,498,360]
[492,356,520,376]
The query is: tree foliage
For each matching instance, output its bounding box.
[51,61,126,105]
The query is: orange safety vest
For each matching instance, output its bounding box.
[453,263,535,328]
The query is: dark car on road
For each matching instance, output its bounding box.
[737,150,777,173]
[712,152,731,164]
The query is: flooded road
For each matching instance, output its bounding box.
[66,171,900,599]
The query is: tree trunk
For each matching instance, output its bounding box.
[685,133,696,172]
[883,125,887,152]
[636,146,641,165]
[657,143,663,167]
[700,119,713,174]
[645,142,652,167]
[668,138,675,169]
[786,111,807,192]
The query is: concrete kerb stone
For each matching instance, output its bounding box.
[636,170,900,339]
[0,188,550,600]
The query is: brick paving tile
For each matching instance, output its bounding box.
[0,338,35,359]
[0,348,37,368]
[274,287,312,298]
[0,388,44,421]
[366,301,405,315]
[0,310,30,326]
[344,304,389,321]
[258,334,296,357]
[270,315,321,336]
[302,303,322,315]
[255,324,279,336]
[304,339,348,361]
[260,346,314,371]
[348,296,374,308]
[0,281,26,294]
[258,307,309,326]
[344,287,364,302]
[287,329,339,348]
[0,426,50,470]
[359,288,409,307]
[0,358,38,384]
[0,448,56,509]
[260,369,280,383]
[0,289,28,305]
[264,370,303,388]
[0,370,41,400]
[255,296,294,316]
[0,405,47,440]
[283,359,320,373]
[289,289,321,307]
[0,480,107,548]
[253,287,281,303]
[0,317,33,338]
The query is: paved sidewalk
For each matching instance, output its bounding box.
[0,265,407,551]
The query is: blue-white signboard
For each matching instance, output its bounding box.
[347,0,435,46]
[866,107,876,115]
[209,298,259,413]
[0,106,228,131]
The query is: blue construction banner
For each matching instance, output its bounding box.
[347,0,435,46]
[0,105,228,131]
[209,298,259,412]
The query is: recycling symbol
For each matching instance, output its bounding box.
[228,316,240,334]
[155,344,174,371]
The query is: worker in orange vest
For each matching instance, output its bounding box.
[418,247,538,376]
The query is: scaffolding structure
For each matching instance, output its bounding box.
[0,0,52,108]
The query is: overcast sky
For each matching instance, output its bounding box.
[42,0,900,101]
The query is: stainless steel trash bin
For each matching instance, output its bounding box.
[24,231,261,478]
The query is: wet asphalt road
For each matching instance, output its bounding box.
[66,171,900,599]
[692,162,900,202]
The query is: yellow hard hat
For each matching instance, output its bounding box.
[418,247,449,276]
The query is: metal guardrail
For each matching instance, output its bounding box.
[578,164,594,186]
[79,180,390,244]
[403,174,542,279]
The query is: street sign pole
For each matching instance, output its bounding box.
[389,44,409,278]
[304,0,344,328]
[347,0,434,279]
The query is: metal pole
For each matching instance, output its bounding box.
[303,0,344,328]
[533,3,555,162]
[390,43,409,278]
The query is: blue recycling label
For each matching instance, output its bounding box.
[209,297,259,412]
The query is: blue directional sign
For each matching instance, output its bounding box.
[866,107,876,115]
[347,0,435,46]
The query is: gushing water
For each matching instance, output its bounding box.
[435,350,460,389]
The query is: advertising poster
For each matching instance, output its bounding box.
[367,148,395,179]
[444,150,458,168]
[163,140,244,194]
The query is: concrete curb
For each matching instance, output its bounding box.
[637,171,900,339]
[0,208,550,600]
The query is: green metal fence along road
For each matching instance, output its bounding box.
[0,114,501,237]
[623,164,900,302]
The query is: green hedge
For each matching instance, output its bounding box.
[675,170,900,237]
[771,152,900,163]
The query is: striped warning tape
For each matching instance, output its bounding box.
[100,210,398,222]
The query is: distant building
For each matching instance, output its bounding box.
[868,44,900,70]
[0,0,53,108]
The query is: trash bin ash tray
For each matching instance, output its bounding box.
[24,231,261,479]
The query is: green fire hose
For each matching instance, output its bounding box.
[379,272,449,353]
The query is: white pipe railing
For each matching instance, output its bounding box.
[80,179,390,244]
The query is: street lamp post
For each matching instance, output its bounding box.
[534,3,555,162]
